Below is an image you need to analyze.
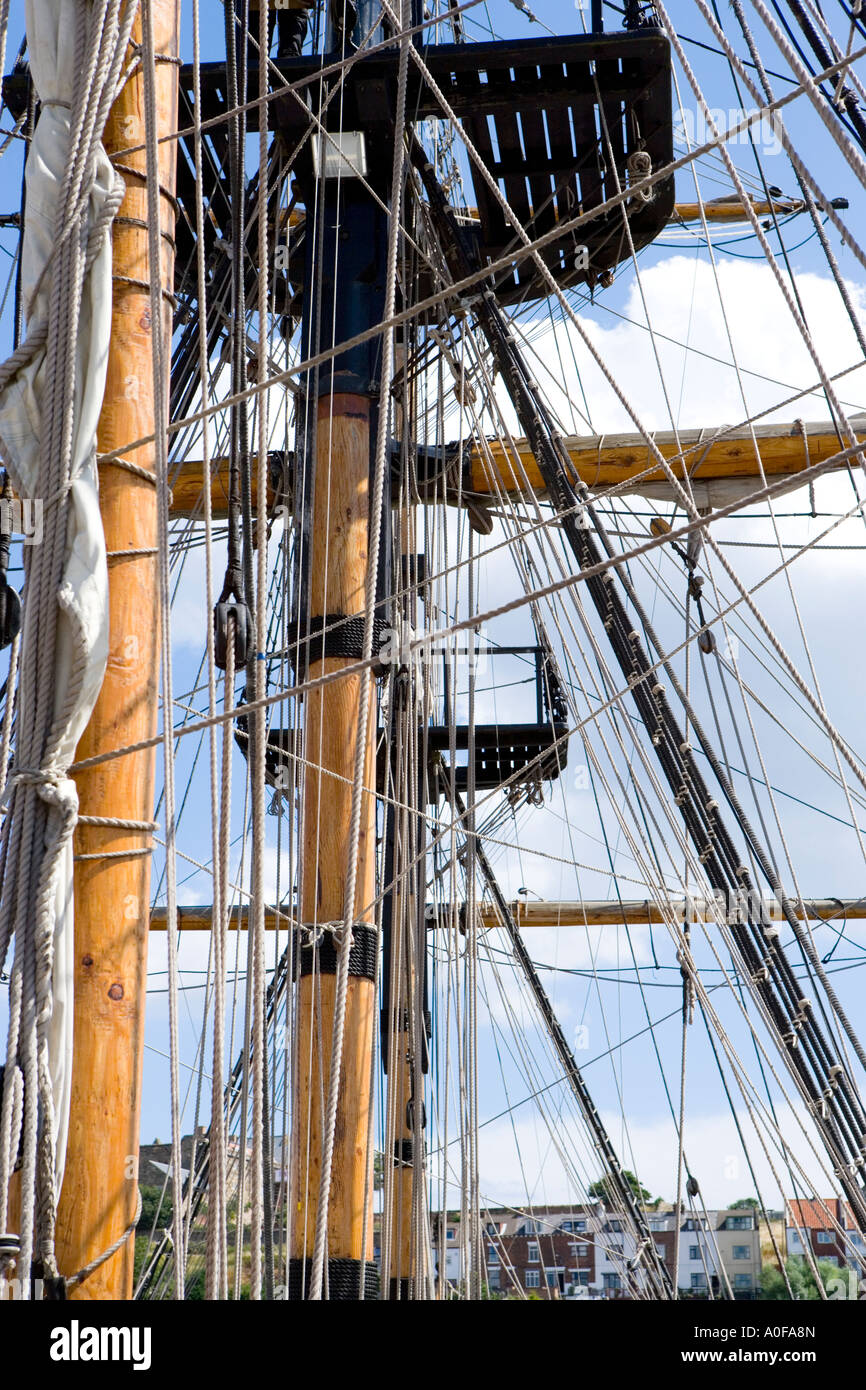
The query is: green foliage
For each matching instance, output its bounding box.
[759,1257,843,1300]
[587,1169,652,1204]
[730,1197,760,1210]
[132,1235,150,1285]
[137,1183,173,1234]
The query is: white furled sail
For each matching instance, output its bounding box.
[0,0,131,1286]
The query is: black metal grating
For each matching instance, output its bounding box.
[160,31,673,306]
[451,34,675,301]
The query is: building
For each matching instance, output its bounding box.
[432,1204,762,1299]
[785,1197,865,1274]
[138,1133,199,1187]
[713,1209,763,1298]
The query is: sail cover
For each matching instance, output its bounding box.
[0,0,125,1198]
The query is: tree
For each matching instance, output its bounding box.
[760,1257,841,1300]
[587,1170,652,1204]
[730,1197,760,1210]
[137,1184,173,1233]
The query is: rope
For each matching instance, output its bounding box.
[0,633,19,803]
[64,1187,143,1292]
[193,0,229,1301]
[77,815,158,830]
[97,451,159,485]
[247,0,272,1300]
[751,0,866,184]
[141,0,185,1298]
[74,847,153,860]
[111,272,178,308]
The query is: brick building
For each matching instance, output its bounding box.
[785,1197,866,1274]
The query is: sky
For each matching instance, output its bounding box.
[3,0,866,1223]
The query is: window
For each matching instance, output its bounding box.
[726,1216,753,1230]
[733,1245,750,1260]
[486,1223,498,1237]
[655,1242,666,1258]
[574,1220,587,1233]
[446,1228,456,1241]
[487,1268,500,1291]
[603,1273,621,1291]
[525,1270,540,1289]
[577,1244,589,1258]
[790,1230,801,1244]
[691,1273,707,1290]
[609,1220,623,1233]
[817,1231,833,1245]
[527,1242,540,1263]
[688,1245,701,1261]
[734,1274,751,1290]
[545,1270,559,1288]
[487,1246,499,1264]
[649,1219,664,1231]
[560,1221,573,1233]
[577,1270,590,1286]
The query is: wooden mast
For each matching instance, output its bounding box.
[54,0,180,1300]
[290,395,380,1294]
[287,2,389,1276]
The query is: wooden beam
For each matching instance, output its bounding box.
[159,420,859,519]
[672,198,804,221]
[465,419,862,500]
[150,897,866,929]
[281,197,806,231]
[168,452,275,518]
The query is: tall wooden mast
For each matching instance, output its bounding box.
[288,1,390,1296]
[54,0,180,1300]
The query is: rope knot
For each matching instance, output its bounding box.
[4,766,78,819]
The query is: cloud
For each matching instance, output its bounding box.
[503,255,866,438]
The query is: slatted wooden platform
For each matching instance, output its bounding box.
[175,31,674,305]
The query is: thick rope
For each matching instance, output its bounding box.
[141,0,185,1297]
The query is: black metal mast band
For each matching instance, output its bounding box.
[392,1138,415,1166]
[297,923,379,981]
[286,613,391,675]
[388,1276,416,1300]
[287,1257,380,1301]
